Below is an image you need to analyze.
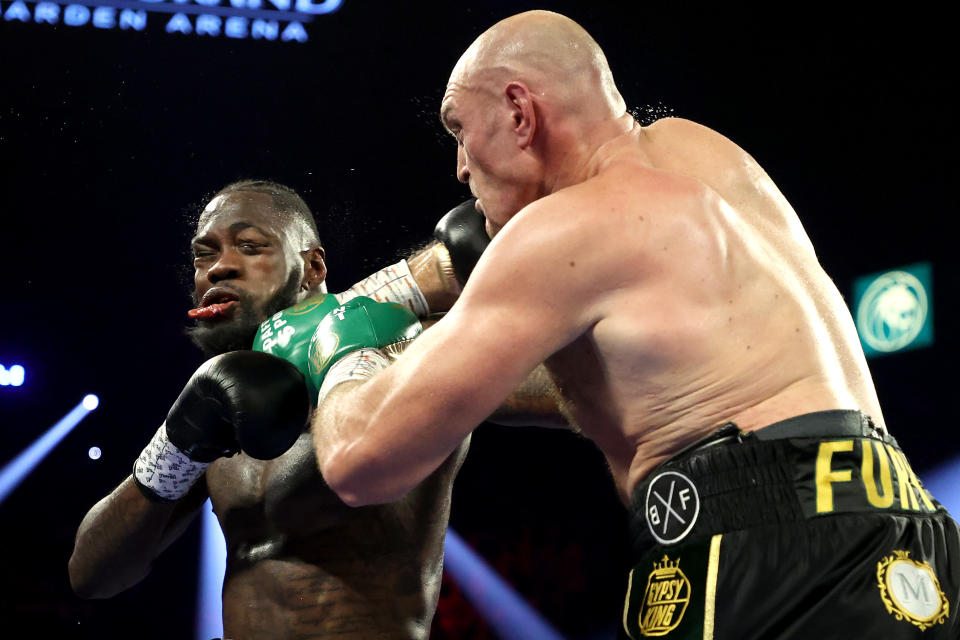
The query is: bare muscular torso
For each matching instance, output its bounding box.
[542,117,884,502]
[206,430,468,639]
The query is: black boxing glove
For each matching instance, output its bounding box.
[133,351,310,502]
[433,198,490,286]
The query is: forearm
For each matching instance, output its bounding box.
[69,475,206,598]
[313,369,469,507]
[312,380,372,506]
[311,308,527,506]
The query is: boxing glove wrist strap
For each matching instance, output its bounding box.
[335,259,430,317]
[316,348,390,406]
[133,424,210,503]
[429,243,459,295]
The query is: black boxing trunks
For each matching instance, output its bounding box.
[622,410,960,639]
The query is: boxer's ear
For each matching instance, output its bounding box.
[505,82,535,149]
[301,246,327,291]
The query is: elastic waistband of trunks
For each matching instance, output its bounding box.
[628,410,944,558]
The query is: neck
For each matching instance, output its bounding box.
[543,114,639,194]
[299,283,328,302]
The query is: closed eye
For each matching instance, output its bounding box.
[444,126,463,147]
[239,242,266,254]
[192,243,216,260]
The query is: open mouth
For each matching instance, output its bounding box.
[188,288,241,320]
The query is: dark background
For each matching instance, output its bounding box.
[0,2,954,638]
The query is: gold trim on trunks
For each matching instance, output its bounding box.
[703,534,722,640]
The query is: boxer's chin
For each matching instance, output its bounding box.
[186,299,262,356]
[186,271,302,357]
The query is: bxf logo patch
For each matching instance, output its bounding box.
[645,471,700,545]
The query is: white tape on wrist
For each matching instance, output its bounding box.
[316,348,391,406]
[335,259,430,317]
[134,424,210,501]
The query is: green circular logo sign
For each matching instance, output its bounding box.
[857,271,928,353]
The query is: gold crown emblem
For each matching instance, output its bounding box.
[653,556,681,572]
[633,554,692,636]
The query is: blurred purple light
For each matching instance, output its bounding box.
[196,499,226,640]
[443,528,565,640]
[922,456,960,517]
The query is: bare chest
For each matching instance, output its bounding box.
[545,336,637,476]
[206,432,352,542]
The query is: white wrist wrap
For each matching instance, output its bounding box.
[335,259,430,317]
[316,348,391,406]
[134,424,210,501]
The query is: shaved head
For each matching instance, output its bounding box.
[450,10,626,121]
[440,11,635,233]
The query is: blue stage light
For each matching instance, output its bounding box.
[83,394,100,410]
[196,499,226,640]
[0,395,99,504]
[921,456,960,517]
[0,363,26,387]
[88,446,102,460]
[443,528,566,640]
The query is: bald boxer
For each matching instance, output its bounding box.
[68,180,556,639]
[310,12,960,639]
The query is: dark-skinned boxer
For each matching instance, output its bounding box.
[67,180,555,639]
